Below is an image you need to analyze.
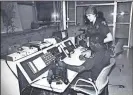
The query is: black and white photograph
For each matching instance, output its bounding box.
[1,0,133,95]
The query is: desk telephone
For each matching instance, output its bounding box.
[47,46,66,60]
[63,40,75,57]
[47,60,69,85]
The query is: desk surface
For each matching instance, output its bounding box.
[31,69,78,93]
[7,38,73,77]
[63,47,85,66]
[31,47,86,93]
[15,38,91,93]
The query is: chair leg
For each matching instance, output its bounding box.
[108,84,125,88]
[104,85,109,95]
[69,89,77,95]
[62,88,77,95]
[99,85,108,95]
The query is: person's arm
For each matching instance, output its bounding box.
[100,20,113,43]
[66,55,95,73]
[104,32,113,43]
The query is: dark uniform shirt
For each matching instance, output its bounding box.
[67,48,111,81]
[82,49,111,80]
[86,18,110,40]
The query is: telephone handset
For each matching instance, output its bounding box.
[47,46,66,60]
[63,40,75,57]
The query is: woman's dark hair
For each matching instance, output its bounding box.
[97,11,106,21]
[85,6,97,15]
[84,15,90,25]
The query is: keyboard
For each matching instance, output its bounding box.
[41,52,56,65]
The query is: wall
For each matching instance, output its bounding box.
[1,59,20,95]
[1,2,23,33]
[1,26,57,57]
[76,7,84,25]
[18,4,34,30]
[13,2,23,32]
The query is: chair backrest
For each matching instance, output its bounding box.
[95,58,115,93]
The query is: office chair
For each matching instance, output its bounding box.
[71,58,115,95]
[111,44,124,72]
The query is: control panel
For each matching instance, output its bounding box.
[29,41,53,50]
[7,46,38,61]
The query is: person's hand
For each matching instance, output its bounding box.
[81,50,91,58]
[79,55,86,60]
[80,47,87,52]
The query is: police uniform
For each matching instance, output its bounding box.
[86,18,110,40]
[66,35,111,80]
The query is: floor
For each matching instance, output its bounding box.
[1,49,133,95]
[108,49,133,95]
[76,49,133,95]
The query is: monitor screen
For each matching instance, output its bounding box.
[27,57,46,74]
[20,52,55,81]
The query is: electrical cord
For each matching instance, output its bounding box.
[29,87,34,95]
[108,84,125,88]
[50,83,54,92]
[5,46,23,80]
[5,56,18,79]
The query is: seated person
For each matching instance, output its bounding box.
[62,35,111,95]
[66,35,111,81]
[79,49,91,60]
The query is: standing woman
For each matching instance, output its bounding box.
[85,6,113,44]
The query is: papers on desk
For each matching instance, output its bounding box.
[31,69,78,93]
[29,41,53,50]
[44,38,57,45]
[63,47,85,66]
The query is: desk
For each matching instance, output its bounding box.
[30,47,85,93]
[63,47,85,66]
[15,38,90,95]
[6,37,74,77]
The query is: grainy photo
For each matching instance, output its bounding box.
[1,1,133,95]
